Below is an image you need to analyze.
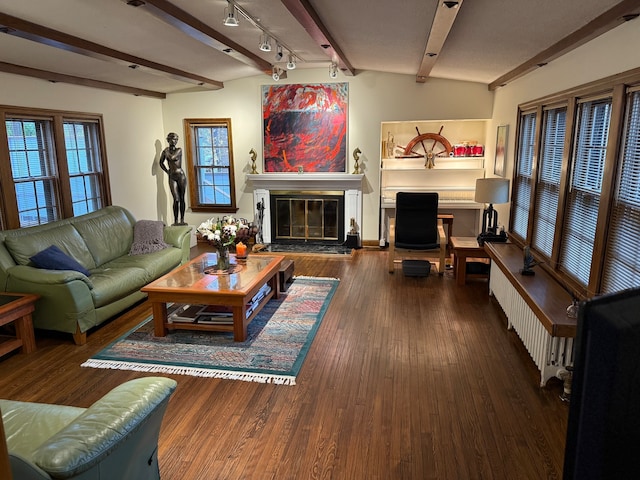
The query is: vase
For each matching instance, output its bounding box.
[216,247,230,271]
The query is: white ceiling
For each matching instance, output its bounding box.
[0,0,637,97]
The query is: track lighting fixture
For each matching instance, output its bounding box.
[329,62,338,79]
[223,1,239,27]
[259,34,272,52]
[272,66,287,81]
[286,54,296,70]
[274,44,283,61]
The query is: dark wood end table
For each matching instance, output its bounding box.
[0,292,39,357]
[450,236,491,286]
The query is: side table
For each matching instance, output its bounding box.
[450,237,490,286]
[0,292,39,357]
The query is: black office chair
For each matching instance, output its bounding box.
[388,192,446,275]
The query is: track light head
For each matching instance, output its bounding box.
[259,34,272,52]
[329,62,338,79]
[286,54,296,70]
[272,66,287,81]
[223,2,239,26]
[274,45,283,61]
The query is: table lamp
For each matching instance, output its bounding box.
[475,178,510,244]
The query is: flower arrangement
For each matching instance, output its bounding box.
[197,216,246,251]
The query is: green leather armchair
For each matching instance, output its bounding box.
[1,377,177,480]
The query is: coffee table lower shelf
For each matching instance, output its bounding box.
[156,286,277,340]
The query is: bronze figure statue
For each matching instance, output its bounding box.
[159,132,187,226]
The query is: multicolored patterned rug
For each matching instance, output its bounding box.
[81,277,339,385]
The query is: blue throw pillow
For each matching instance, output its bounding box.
[30,245,91,277]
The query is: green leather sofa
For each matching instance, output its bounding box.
[1,376,177,480]
[0,206,192,345]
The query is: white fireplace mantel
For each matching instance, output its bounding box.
[246,173,364,245]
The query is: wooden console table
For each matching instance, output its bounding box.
[484,243,576,386]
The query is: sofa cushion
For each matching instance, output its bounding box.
[73,208,135,267]
[129,220,169,255]
[88,266,149,308]
[30,245,92,277]
[106,247,183,282]
[3,223,96,270]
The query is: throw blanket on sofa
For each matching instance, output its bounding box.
[129,220,170,255]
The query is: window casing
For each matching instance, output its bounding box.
[509,70,640,298]
[184,118,237,213]
[0,106,110,229]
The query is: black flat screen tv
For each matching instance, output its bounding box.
[563,287,640,479]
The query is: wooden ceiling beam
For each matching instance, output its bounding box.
[489,0,640,90]
[0,61,166,98]
[280,0,355,76]
[124,0,273,76]
[0,12,223,89]
[417,0,463,83]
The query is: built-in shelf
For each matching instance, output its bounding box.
[379,119,490,244]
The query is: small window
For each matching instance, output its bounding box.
[184,118,237,213]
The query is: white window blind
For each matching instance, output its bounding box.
[560,97,611,286]
[602,90,640,293]
[532,107,566,258]
[511,112,536,239]
[6,118,60,227]
[64,121,104,216]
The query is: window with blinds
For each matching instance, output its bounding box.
[64,121,104,216]
[184,118,237,213]
[1,107,110,229]
[559,97,611,286]
[601,89,640,293]
[6,118,61,227]
[511,111,536,239]
[532,107,566,258]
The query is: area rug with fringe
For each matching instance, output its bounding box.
[81,276,339,385]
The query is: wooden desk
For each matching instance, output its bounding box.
[450,236,490,286]
[0,292,39,357]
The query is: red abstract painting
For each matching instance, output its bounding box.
[262,83,348,172]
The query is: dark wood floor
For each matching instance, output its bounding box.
[0,248,569,479]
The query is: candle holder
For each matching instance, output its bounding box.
[249,148,258,174]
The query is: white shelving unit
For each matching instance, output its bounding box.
[379,119,489,245]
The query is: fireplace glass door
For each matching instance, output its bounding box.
[272,193,343,243]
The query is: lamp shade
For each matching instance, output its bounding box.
[475,178,510,204]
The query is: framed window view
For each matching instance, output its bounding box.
[494,125,508,177]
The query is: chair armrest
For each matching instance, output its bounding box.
[437,220,447,248]
[32,377,177,479]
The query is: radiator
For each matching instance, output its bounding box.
[489,263,574,386]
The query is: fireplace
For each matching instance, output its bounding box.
[271,191,345,244]
[247,173,364,246]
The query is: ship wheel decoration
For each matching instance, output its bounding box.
[401,126,453,169]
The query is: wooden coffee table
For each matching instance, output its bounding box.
[142,253,284,342]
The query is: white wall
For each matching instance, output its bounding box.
[162,70,494,242]
[0,73,166,223]
[491,20,640,228]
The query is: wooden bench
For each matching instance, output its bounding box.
[484,243,576,386]
[279,259,294,292]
